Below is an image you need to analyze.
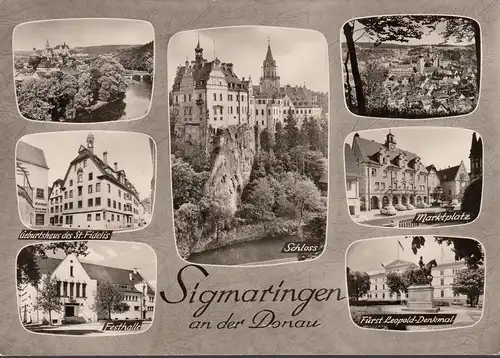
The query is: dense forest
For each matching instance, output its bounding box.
[116,41,154,73]
[16,57,127,121]
[171,113,329,261]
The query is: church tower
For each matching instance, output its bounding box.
[384,130,397,150]
[469,132,483,180]
[259,37,280,91]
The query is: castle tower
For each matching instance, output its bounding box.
[195,36,204,63]
[469,132,483,180]
[45,39,50,48]
[86,133,95,154]
[259,37,280,91]
[384,129,397,150]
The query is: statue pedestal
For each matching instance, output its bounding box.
[401,285,440,313]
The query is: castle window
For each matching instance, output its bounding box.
[96,213,101,221]
[441,279,445,286]
[64,192,68,199]
[82,283,87,298]
[213,93,216,101]
[261,109,264,115]
[440,290,444,298]
[77,172,83,183]
[375,182,380,190]
[175,95,178,103]
[220,93,222,101]
[88,184,92,194]
[95,197,101,206]
[87,214,91,221]
[88,172,93,181]
[108,198,111,207]
[213,108,217,115]
[183,94,186,102]
[78,187,82,196]
[36,188,44,199]
[88,198,93,207]
[188,94,192,101]
[69,179,73,186]
[371,168,377,177]
[96,183,100,192]
[83,160,87,168]
[78,200,82,208]
[108,184,111,193]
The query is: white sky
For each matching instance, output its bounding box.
[13,19,154,51]
[18,132,154,201]
[345,127,479,173]
[168,26,329,93]
[343,18,475,46]
[347,236,461,273]
[46,241,157,289]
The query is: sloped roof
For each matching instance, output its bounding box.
[17,141,49,169]
[61,145,140,200]
[437,165,460,182]
[353,135,426,172]
[345,144,360,178]
[173,60,247,91]
[384,259,415,268]
[36,256,155,295]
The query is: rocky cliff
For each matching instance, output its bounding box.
[203,124,257,214]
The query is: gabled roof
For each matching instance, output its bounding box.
[345,144,361,178]
[17,141,49,169]
[37,256,155,295]
[384,259,415,268]
[437,165,460,182]
[352,135,424,171]
[61,145,140,200]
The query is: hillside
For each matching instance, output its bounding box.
[116,41,154,72]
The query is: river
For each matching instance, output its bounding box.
[187,235,301,266]
[70,80,152,123]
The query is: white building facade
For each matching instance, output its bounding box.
[171,39,323,132]
[48,133,146,230]
[361,259,472,304]
[18,254,155,325]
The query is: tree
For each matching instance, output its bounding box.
[283,112,300,149]
[17,242,89,288]
[14,58,25,70]
[259,129,275,152]
[174,203,203,259]
[274,122,287,155]
[300,117,322,152]
[28,55,42,71]
[408,236,484,269]
[343,16,441,114]
[385,271,408,296]
[347,268,371,301]
[36,275,62,325]
[452,267,484,307]
[244,177,275,221]
[171,155,209,210]
[302,214,326,242]
[293,179,323,232]
[93,281,128,320]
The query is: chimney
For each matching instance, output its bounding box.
[103,152,108,164]
[114,162,118,171]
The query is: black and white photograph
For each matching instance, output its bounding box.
[345,127,483,228]
[17,241,156,336]
[168,26,329,266]
[16,131,156,231]
[342,15,480,119]
[346,236,485,331]
[13,19,154,123]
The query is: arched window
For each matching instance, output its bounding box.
[440,290,444,298]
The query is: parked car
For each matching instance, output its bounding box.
[405,203,415,210]
[380,205,397,216]
[415,202,431,209]
[445,199,461,211]
[394,204,407,211]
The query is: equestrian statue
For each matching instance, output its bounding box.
[406,257,438,285]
